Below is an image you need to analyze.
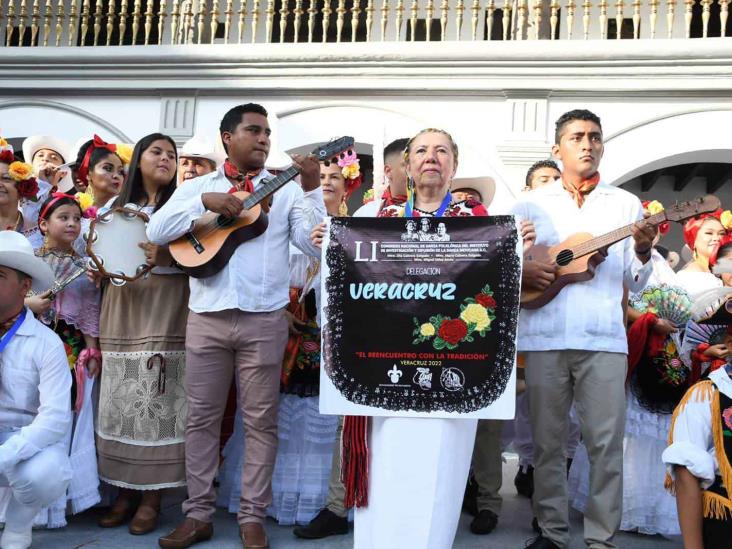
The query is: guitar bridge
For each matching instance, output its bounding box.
[186,232,205,254]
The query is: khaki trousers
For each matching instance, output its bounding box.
[325,416,348,517]
[182,309,288,525]
[525,350,626,549]
[471,419,503,515]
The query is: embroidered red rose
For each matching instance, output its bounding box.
[16,177,39,200]
[475,293,496,309]
[438,318,468,346]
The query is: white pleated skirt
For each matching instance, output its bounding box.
[354,416,477,549]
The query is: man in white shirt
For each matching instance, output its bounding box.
[0,231,72,549]
[513,110,656,549]
[148,103,324,549]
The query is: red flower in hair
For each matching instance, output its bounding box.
[0,150,13,164]
[16,177,39,201]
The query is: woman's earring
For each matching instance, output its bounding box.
[338,200,348,216]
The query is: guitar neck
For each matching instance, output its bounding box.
[569,211,667,259]
[242,166,300,210]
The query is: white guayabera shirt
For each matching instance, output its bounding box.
[0,308,71,473]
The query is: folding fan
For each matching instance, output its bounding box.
[690,287,732,325]
[630,284,693,327]
[680,321,732,369]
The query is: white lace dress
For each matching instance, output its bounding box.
[216,247,339,525]
[569,251,687,536]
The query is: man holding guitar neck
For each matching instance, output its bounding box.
[147,104,325,549]
[513,109,657,549]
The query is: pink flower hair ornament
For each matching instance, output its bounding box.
[333,148,362,198]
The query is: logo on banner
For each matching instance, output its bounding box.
[401,218,451,242]
[440,367,465,391]
[413,368,433,390]
[387,365,403,383]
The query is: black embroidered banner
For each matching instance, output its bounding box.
[320,216,521,418]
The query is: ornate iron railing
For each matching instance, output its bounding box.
[0,0,728,46]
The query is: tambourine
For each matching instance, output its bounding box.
[85,205,152,286]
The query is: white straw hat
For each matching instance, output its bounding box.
[180,135,225,166]
[0,231,54,292]
[22,135,74,192]
[452,176,496,208]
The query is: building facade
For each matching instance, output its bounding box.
[1,0,730,250]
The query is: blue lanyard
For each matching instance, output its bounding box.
[404,192,452,218]
[0,309,26,354]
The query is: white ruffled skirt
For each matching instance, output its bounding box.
[0,377,100,528]
[568,392,680,536]
[217,393,339,525]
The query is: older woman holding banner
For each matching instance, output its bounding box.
[312,128,533,549]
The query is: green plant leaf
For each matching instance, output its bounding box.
[434,338,446,350]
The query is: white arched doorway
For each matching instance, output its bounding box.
[277,104,514,212]
[602,109,732,255]
[603,109,732,186]
[0,99,132,152]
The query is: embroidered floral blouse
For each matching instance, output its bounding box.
[377,199,488,218]
[34,248,101,337]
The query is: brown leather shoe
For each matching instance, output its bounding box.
[239,522,269,549]
[158,518,213,549]
[98,491,141,528]
[129,504,160,535]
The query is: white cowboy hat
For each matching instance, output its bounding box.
[0,231,54,292]
[22,135,75,193]
[452,176,496,208]
[179,135,225,166]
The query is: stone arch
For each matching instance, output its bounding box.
[602,109,732,186]
[0,99,132,143]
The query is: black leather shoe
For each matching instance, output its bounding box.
[514,465,534,498]
[524,534,561,548]
[293,509,348,539]
[470,509,498,535]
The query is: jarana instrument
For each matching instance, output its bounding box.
[520,195,722,309]
[169,136,355,278]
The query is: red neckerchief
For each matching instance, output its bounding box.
[562,172,601,208]
[0,309,23,338]
[381,187,407,207]
[224,159,261,194]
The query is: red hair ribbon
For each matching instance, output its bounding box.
[77,134,118,186]
[39,192,79,221]
[683,209,725,251]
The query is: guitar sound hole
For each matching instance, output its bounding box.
[555,249,574,266]
[216,215,235,228]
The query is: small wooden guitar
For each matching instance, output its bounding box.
[170,136,354,278]
[520,195,722,309]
